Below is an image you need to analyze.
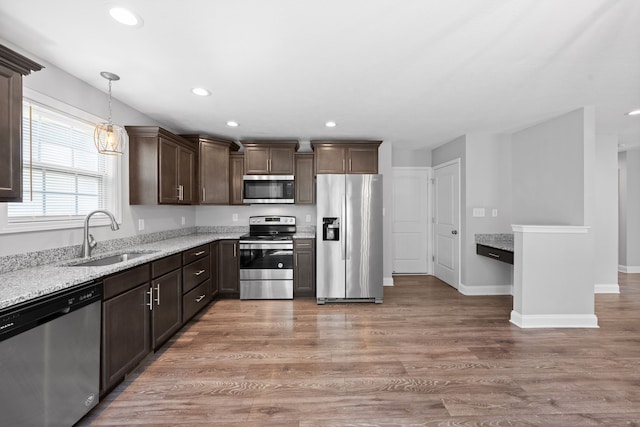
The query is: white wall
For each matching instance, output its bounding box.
[594,135,619,290]
[463,133,513,291]
[0,41,193,257]
[196,205,315,227]
[511,108,594,226]
[619,149,640,270]
[392,147,431,167]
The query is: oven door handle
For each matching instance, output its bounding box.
[240,243,294,250]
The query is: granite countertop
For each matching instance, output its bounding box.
[0,230,316,311]
[475,233,514,252]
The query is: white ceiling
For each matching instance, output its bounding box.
[1,0,639,150]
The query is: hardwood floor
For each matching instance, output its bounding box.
[79,274,640,426]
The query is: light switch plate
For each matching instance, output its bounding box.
[472,208,485,217]
[305,214,311,223]
[492,209,498,217]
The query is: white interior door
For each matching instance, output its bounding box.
[392,167,429,273]
[433,161,460,289]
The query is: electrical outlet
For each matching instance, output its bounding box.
[138,219,144,231]
[473,208,485,217]
[305,214,311,223]
[181,216,185,225]
[232,213,238,222]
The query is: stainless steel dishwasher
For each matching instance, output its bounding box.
[0,281,102,426]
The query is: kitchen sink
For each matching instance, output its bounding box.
[68,251,156,267]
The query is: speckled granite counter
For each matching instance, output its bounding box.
[475,233,514,252]
[0,232,248,310]
[0,225,316,310]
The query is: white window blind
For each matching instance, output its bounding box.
[7,98,119,224]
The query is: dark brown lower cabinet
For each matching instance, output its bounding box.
[210,241,220,298]
[151,268,182,348]
[219,240,239,297]
[101,282,151,395]
[294,239,316,297]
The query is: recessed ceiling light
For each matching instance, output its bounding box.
[627,109,640,116]
[325,121,337,128]
[109,7,143,27]
[226,121,239,127]
[191,87,211,96]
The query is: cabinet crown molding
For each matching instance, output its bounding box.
[0,44,44,75]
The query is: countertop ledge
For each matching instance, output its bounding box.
[0,232,309,311]
[475,233,514,252]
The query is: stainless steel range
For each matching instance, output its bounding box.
[239,216,295,299]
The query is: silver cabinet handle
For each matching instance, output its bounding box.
[349,158,352,171]
[154,283,161,305]
[295,253,298,267]
[342,158,345,172]
[194,251,205,256]
[202,187,206,202]
[146,287,153,311]
[233,243,237,258]
[195,269,206,276]
[176,186,181,200]
[195,294,206,303]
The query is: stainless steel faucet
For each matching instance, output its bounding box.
[81,209,120,259]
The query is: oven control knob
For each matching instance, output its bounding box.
[277,262,283,268]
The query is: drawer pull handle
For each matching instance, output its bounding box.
[195,294,206,303]
[154,283,161,306]
[146,288,153,311]
[194,251,205,256]
[195,269,206,276]
[488,252,500,258]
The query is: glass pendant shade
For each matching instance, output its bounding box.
[94,122,128,154]
[94,71,127,155]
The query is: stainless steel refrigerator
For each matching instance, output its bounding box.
[316,174,383,304]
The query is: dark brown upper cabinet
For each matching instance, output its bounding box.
[229,153,245,205]
[295,153,314,204]
[181,134,240,205]
[126,126,196,205]
[311,140,381,174]
[0,45,43,202]
[242,140,299,175]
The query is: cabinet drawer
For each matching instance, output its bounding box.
[103,264,150,300]
[182,244,210,265]
[182,256,210,293]
[151,253,181,278]
[294,238,314,249]
[183,279,210,322]
[476,244,514,265]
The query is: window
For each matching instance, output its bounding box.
[0,89,121,233]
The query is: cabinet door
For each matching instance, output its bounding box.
[244,146,270,174]
[218,240,239,296]
[294,239,315,297]
[295,153,314,204]
[200,141,229,204]
[102,283,151,393]
[269,146,295,174]
[159,138,179,204]
[178,145,195,204]
[0,64,23,202]
[347,146,378,174]
[229,154,244,205]
[315,146,347,174]
[152,269,182,349]
[210,241,220,298]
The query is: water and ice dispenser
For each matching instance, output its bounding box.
[322,217,340,241]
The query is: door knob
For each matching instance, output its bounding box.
[451,230,458,235]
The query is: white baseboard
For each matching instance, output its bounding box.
[619,265,640,273]
[458,282,512,296]
[510,310,599,328]
[595,283,620,294]
[383,276,394,286]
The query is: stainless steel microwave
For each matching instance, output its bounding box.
[243,175,295,204]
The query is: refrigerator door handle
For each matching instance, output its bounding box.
[341,197,346,260]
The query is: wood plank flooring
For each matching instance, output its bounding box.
[78,274,640,426]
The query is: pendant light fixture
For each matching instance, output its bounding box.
[94,71,128,155]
